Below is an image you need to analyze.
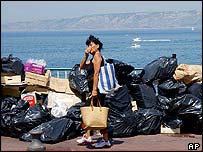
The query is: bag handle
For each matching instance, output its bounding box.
[90,97,102,111]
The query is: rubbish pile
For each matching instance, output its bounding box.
[1,54,202,144]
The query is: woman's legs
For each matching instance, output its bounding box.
[76,129,92,144]
[100,128,109,141]
[95,128,111,148]
[85,129,91,138]
[103,132,108,141]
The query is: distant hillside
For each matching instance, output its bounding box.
[2,10,202,32]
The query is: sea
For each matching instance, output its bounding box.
[1,29,202,70]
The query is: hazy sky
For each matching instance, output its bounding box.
[1,1,202,23]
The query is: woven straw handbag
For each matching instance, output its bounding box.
[80,97,109,130]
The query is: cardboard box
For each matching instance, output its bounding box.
[161,125,180,134]
[25,85,49,94]
[49,77,74,94]
[1,75,21,84]
[25,70,50,87]
[1,86,21,97]
[1,73,16,76]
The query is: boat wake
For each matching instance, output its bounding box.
[133,37,171,42]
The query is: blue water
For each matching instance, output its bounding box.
[1,29,202,69]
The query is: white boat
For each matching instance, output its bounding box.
[192,27,194,31]
[131,43,141,48]
[133,38,141,42]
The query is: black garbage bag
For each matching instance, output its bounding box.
[1,97,18,136]
[1,54,25,80]
[128,73,143,85]
[158,78,187,98]
[141,54,177,84]
[162,115,182,129]
[1,114,16,137]
[177,94,202,116]
[157,95,171,112]
[135,108,163,135]
[35,93,48,106]
[9,104,51,137]
[68,64,89,94]
[1,97,19,113]
[186,83,202,100]
[66,102,85,121]
[1,98,30,137]
[66,102,86,135]
[20,117,78,143]
[108,109,137,138]
[105,58,135,85]
[15,99,30,111]
[180,114,202,134]
[103,85,132,114]
[157,94,202,116]
[128,83,158,109]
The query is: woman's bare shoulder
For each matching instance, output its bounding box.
[94,51,102,61]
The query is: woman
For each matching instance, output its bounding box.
[76,35,111,148]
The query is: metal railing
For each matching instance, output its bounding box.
[47,67,144,78]
[47,68,72,78]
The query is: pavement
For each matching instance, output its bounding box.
[1,133,202,151]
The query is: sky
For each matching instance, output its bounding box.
[1,1,202,23]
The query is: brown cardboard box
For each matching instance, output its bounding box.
[25,70,50,87]
[1,86,21,97]
[49,77,74,94]
[1,75,21,84]
[1,73,16,76]
[25,85,49,94]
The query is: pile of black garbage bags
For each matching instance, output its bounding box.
[1,54,25,80]
[1,54,202,144]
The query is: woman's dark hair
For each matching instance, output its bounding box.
[86,35,103,51]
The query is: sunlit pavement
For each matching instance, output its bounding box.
[1,134,202,151]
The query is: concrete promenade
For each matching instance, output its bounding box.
[1,133,202,151]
